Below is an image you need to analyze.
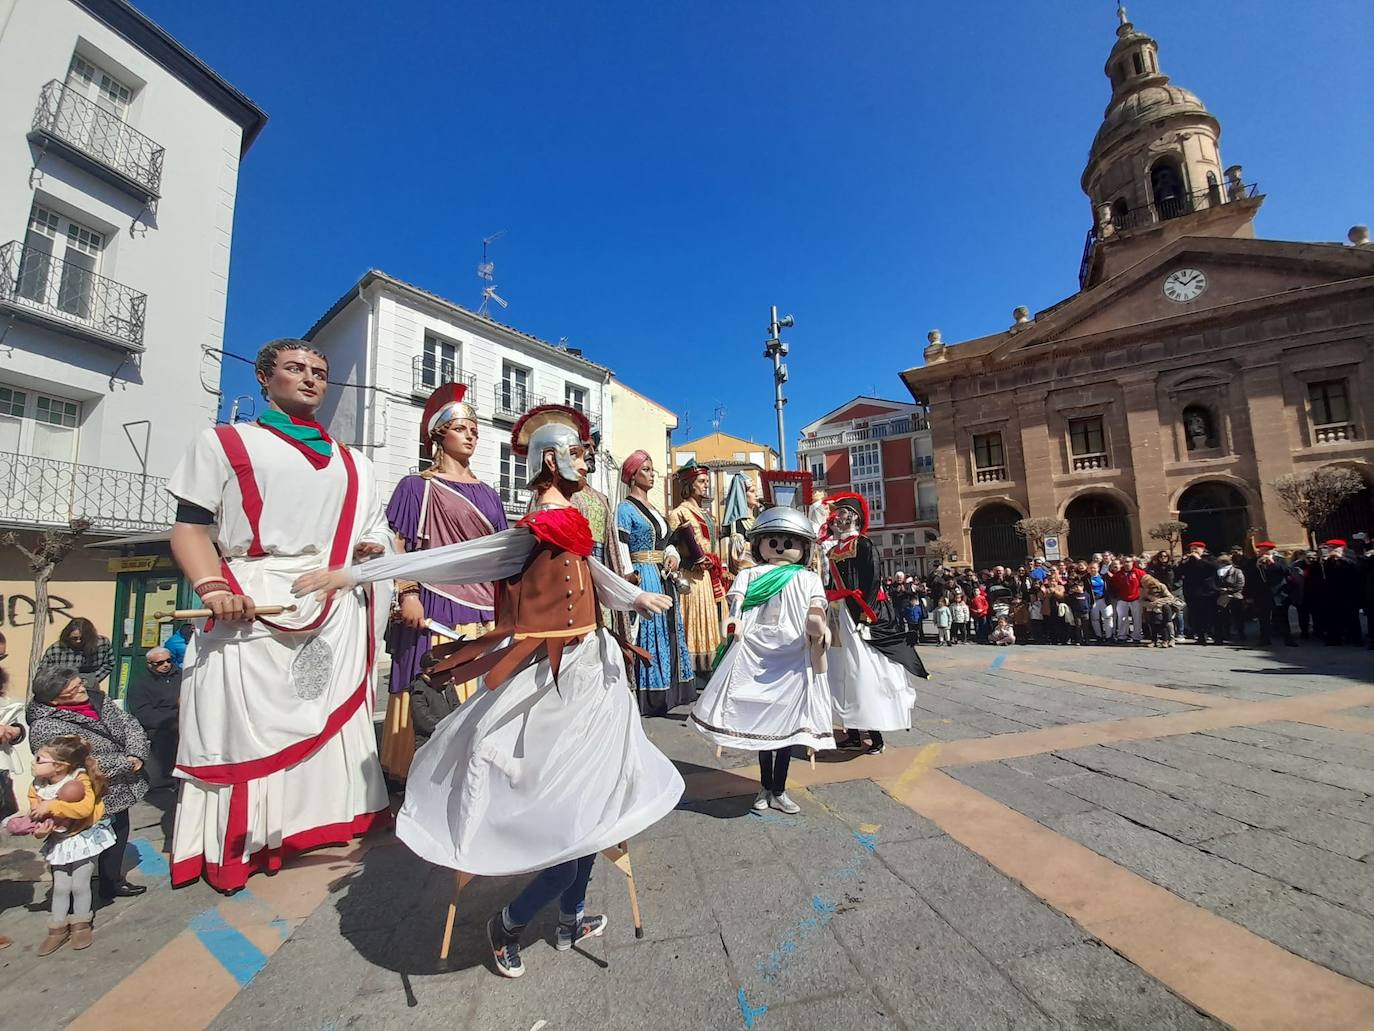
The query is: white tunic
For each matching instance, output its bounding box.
[827,605,918,732]
[346,527,685,876]
[166,424,393,890]
[689,565,834,753]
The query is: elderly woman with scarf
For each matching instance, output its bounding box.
[616,450,695,714]
[27,667,149,902]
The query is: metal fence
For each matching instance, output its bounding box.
[0,240,146,349]
[0,450,173,532]
[31,79,165,198]
[410,354,476,397]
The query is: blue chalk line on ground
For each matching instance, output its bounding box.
[737,988,768,1029]
[189,907,270,987]
[990,654,1006,669]
[129,837,169,877]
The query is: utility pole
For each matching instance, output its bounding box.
[764,306,794,469]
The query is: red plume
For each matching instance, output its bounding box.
[420,382,472,459]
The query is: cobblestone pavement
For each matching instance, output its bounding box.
[2,640,1372,1030]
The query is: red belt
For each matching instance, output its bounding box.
[827,587,876,623]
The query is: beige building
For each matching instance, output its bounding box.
[606,379,677,509]
[901,9,1374,568]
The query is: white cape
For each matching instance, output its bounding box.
[827,606,917,732]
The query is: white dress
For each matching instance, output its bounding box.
[689,565,834,753]
[347,527,685,876]
[827,604,918,732]
[166,424,394,890]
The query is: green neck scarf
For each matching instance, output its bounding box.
[711,563,805,670]
[740,563,804,611]
[258,409,333,460]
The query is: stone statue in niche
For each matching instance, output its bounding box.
[1183,407,1215,451]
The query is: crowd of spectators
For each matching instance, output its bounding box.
[876,534,1374,650]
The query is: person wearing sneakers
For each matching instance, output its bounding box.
[690,507,833,815]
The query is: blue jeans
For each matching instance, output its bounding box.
[507,854,596,926]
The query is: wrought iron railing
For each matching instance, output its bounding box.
[1079,181,1262,288]
[31,80,165,199]
[498,484,529,517]
[798,413,930,453]
[0,240,146,349]
[0,450,173,532]
[410,354,476,397]
[492,384,545,421]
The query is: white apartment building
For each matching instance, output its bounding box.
[0,0,266,533]
[306,271,627,518]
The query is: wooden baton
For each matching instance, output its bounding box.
[153,604,297,620]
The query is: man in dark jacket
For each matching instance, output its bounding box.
[127,647,181,790]
[1178,542,1221,644]
[410,650,461,747]
[1321,540,1364,646]
[1252,543,1297,647]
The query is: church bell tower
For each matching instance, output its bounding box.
[1078,6,1263,288]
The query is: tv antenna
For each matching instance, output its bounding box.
[711,403,727,431]
[477,230,508,315]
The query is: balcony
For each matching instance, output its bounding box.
[411,354,476,398]
[797,413,930,454]
[1313,422,1357,444]
[0,451,173,533]
[974,466,1007,484]
[498,485,529,518]
[1079,181,1262,289]
[1071,452,1110,472]
[0,240,146,351]
[492,384,546,422]
[29,80,165,205]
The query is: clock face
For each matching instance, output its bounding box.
[1163,268,1207,302]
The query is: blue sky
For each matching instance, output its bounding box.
[138,0,1371,455]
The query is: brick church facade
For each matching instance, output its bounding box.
[900,8,1374,568]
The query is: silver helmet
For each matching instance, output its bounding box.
[748,506,818,543]
[512,404,592,485]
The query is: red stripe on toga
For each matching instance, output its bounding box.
[214,425,266,557]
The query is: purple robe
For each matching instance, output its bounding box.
[385,474,509,693]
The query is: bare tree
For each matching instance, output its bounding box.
[1013,516,1069,559]
[927,535,960,566]
[1146,519,1189,556]
[1272,468,1364,547]
[0,519,92,681]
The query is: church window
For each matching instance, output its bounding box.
[1111,197,1131,229]
[1309,380,1351,439]
[1181,405,1218,451]
[972,433,1005,482]
[1132,52,1144,75]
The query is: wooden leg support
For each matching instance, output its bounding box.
[600,842,644,939]
[439,870,475,961]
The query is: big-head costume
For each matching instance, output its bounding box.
[381,384,508,777]
[166,412,393,891]
[337,406,684,875]
[667,460,723,673]
[824,492,925,734]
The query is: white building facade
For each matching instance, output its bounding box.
[306,271,625,518]
[0,0,265,534]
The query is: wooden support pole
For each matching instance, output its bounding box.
[439,870,475,961]
[601,842,644,939]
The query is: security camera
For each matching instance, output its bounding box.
[779,314,795,329]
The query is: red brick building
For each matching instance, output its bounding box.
[796,397,941,575]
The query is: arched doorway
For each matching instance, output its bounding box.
[970,503,1023,569]
[1178,482,1249,553]
[1066,494,1132,558]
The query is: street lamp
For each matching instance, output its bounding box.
[764,306,794,468]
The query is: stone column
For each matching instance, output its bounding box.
[1240,358,1304,543]
[925,385,967,560]
[1121,376,1166,550]
[1015,391,1055,517]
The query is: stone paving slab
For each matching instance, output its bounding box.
[1198,829,1374,918]
[947,760,1099,825]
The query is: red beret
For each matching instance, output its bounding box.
[1187,541,1207,549]
[1324,539,1347,547]
[1256,541,1276,550]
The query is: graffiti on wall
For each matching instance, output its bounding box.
[2,594,77,628]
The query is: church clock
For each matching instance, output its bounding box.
[1163,268,1207,302]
